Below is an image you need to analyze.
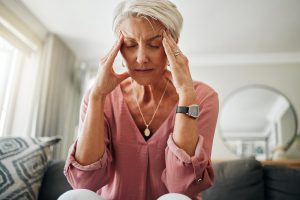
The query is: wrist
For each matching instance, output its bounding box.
[176,84,195,96]
[89,89,107,103]
[178,89,197,106]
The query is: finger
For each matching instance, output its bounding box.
[163,31,174,50]
[166,31,179,50]
[106,33,124,66]
[101,35,120,64]
[164,31,187,65]
[162,35,177,66]
[163,31,180,54]
[100,53,109,64]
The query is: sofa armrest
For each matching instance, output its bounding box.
[38,160,72,200]
[264,165,300,200]
[202,158,264,200]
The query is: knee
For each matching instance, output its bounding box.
[58,189,104,200]
[158,193,192,200]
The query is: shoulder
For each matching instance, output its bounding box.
[82,85,121,104]
[192,81,219,120]
[80,86,121,116]
[193,80,218,103]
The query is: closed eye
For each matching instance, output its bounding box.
[149,44,160,48]
[125,44,137,48]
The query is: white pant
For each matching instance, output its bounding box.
[58,189,192,200]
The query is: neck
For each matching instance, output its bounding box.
[131,78,169,104]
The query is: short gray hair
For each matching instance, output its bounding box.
[112,0,183,41]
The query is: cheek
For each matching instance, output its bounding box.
[120,48,127,58]
[154,49,167,64]
[120,48,133,64]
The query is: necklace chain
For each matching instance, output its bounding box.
[130,79,168,137]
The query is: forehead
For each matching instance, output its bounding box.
[119,17,164,40]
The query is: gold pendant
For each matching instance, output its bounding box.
[144,128,151,137]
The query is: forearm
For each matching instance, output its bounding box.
[173,89,199,156]
[75,93,107,165]
[163,87,219,195]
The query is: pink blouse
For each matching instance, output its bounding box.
[64,81,219,200]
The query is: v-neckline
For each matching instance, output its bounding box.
[118,85,178,144]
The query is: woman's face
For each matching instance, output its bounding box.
[119,17,168,85]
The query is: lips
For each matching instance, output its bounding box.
[134,68,154,72]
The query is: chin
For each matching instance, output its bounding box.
[129,69,166,85]
[130,75,157,86]
[131,77,153,86]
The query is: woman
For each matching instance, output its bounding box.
[62,0,219,199]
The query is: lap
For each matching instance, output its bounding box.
[58,189,191,200]
[58,189,104,200]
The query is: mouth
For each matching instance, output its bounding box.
[134,69,154,72]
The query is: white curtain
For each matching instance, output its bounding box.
[0,1,42,136]
[33,34,81,159]
[0,1,81,159]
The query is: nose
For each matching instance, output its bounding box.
[136,46,149,64]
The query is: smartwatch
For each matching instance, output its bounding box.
[176,104,200,119]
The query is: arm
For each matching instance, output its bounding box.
[63,91,112,191]
[64,32,128,191]
[162,90,219,197]
[161,30,206,156]
[173,89,199,156]
[76,92,107,165]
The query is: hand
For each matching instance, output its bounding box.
[162,31,194,96]
[91,32,130,99]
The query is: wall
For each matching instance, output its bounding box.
[190,63,300,160]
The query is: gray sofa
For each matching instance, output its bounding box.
[40,158,300,200]
[202,158,300,200]
[38,161,72,200]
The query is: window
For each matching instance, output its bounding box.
[0,36,19,135]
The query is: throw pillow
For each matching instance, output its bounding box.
[0,136,60,200]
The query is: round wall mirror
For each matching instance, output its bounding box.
[219,85,298,160]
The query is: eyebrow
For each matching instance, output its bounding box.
[124,35,162,42]
[146,35,162,41]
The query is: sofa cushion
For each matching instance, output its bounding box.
[264,165,300,200]
[0,136,60,200]
[202,158,264,200]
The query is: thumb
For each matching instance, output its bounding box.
[117,71,130,82]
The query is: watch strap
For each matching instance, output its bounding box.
[176,106,189,114]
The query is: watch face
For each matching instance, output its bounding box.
[189,105,200,118]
